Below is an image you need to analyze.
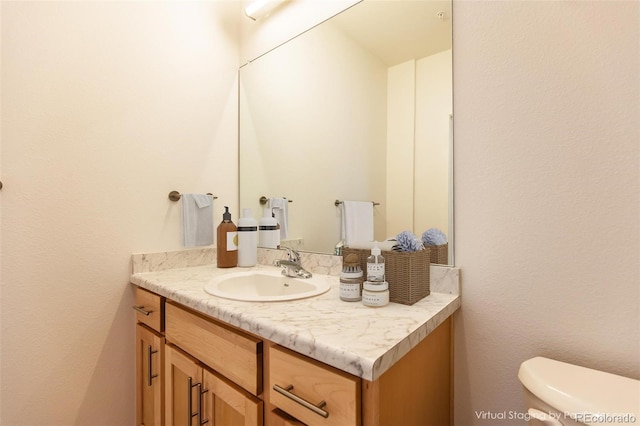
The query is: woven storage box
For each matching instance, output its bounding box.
[342,247,430,305]
[428,243,448,264]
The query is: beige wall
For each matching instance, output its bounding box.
[1,0,638,424]
[1,1,239,423]
[453,1,639,424]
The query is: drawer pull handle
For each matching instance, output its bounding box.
[133,306,152,316]
[273,384,329,418]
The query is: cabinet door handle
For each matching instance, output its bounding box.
[187,378,205,426]
[133,305,152,316]
[200,387,209,425]
[187,377,194,425]
[273,384,329,418]
[147,345,158,387]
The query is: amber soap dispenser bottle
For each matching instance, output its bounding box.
[216,206,238,268]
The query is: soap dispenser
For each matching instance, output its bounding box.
[237,208,258,267]
[258,207,279,249]
[366,242,385,282]
[216,206,238,268]
[363,242,389,307]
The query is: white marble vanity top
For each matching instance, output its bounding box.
[131,251,460,381]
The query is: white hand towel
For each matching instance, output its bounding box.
[341,201,374,245]
[345,239,395,251]
[268,197,289,239]
[182,193,214,247]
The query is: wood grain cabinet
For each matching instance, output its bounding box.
[265,316,451,426]
[165,345,263,426]
[135,288,165,426]
[134,287,452,426]
[164,301,264,426]
[268,345,360,425]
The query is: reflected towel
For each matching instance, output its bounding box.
[345,240,395,252]
[341,201,374,245]
[182,193,214,247]
[268,197,289,239]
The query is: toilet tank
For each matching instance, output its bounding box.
[518,357,639,426]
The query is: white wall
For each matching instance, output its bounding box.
[0,1,239,423]
[453,1,639,424]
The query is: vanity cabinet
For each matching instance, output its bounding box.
[265,317,451,426]
[268,345,360,425]
[165,345,263,426]
[134,287,452,426]
[164,301,264,426]
[136,324,164,426]
[134,288,165,426]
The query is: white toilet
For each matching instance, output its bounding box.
[518,357,640,426]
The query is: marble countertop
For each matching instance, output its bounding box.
[131,262,460,381]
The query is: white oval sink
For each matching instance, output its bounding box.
[204,269,332,302]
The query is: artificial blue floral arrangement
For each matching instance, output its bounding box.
[422,228,447,246]
[392,231,425,252]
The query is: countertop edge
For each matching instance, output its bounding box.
[371,296,461,380]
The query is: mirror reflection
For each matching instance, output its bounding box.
[239,0,453,264]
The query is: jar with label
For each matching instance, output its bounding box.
[362,280,389,307]
[340,253,363,302]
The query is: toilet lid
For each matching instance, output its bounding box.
[518,357,640,425]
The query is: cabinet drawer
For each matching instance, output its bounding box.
[165,302,263,396]
[134,288,164,332]
[269,345,360,426]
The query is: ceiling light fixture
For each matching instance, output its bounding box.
[245,0,287,20]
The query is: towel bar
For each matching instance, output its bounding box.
[259,196,293,205]
[168,191,217,202]
[335,200,380,207]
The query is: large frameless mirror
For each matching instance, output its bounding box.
[239,0,454,265]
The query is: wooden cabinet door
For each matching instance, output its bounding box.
[202,368,263,426]
[165,345,206,426]
[136,324,163,426]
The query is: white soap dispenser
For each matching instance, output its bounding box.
[237,208,258,267]
[258,207,279,249]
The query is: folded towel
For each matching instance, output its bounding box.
[182,193,214,247]
[341,201,374,245]
[268,197,289,239]
[345,239,396,252]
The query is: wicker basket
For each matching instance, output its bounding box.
[428,243,448,264]
[342,248,430,305]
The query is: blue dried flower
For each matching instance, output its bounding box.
[392,231,425,252]
[422,228,447,246]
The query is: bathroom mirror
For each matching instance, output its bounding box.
[239,0,453,264]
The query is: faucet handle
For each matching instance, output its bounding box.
[282,247,300,263]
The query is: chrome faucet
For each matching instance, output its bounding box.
[274,247,312,279]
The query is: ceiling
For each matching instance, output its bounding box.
[328,0,452,67]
